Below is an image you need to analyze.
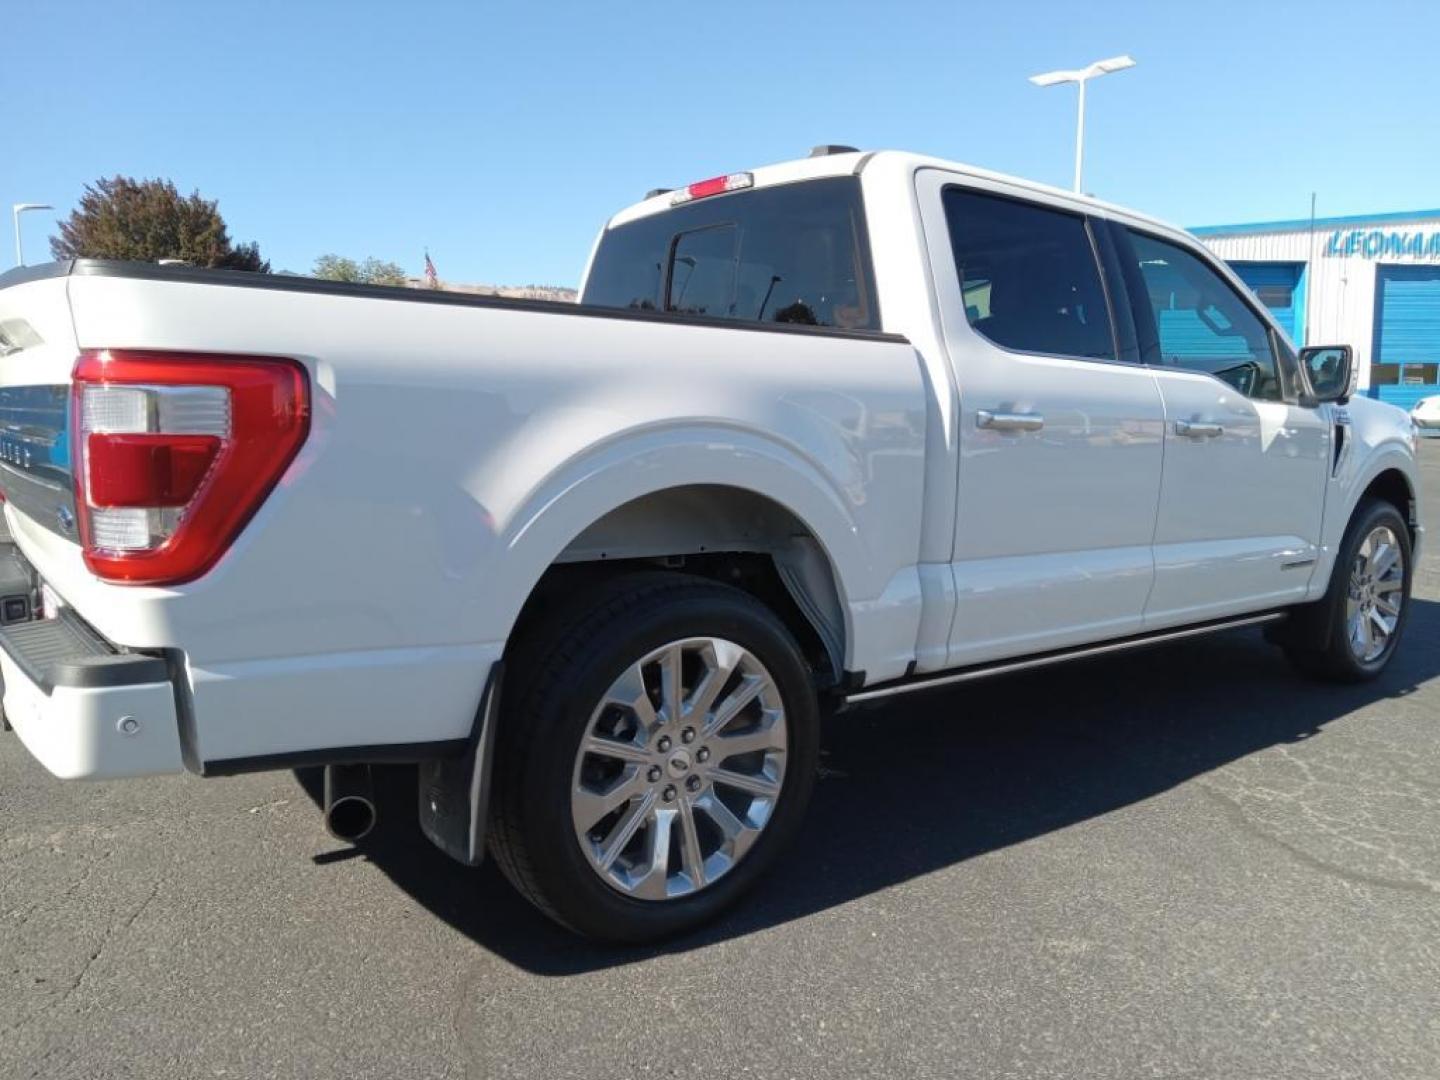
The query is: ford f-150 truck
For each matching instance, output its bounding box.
[0,148,1421,941]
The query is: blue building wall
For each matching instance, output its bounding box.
[1230,261,1305,344]
[1367,384,1434,408]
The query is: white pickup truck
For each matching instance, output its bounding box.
[0,148,1421,941]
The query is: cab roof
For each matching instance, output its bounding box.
[608,148,1192,245]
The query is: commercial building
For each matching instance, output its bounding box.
[1195,210,1440,406]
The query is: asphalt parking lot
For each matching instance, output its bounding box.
[4,445,1440,1080]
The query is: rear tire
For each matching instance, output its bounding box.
[1283,498,1412,682]
[488,572,820,942]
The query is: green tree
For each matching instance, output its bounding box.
[50,176,267,271]
[312,254,409,286]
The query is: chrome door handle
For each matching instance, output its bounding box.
[977,410,1045,432]
[1175,419,1224,438]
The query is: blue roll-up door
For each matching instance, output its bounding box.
[1230,262,1304,343]
[1375,266,1440,365]
[1373,265,1440,407]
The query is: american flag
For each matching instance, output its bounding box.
[424,251,438,287]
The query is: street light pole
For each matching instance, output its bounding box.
[1029,55,1135,193]
[12,203,53,267]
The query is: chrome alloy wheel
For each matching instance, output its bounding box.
[570,637,787,900]
[1346,524,1405,663]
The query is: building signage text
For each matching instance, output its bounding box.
[1325,228,1440,259]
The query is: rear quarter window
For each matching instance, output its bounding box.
[582,177,879,331]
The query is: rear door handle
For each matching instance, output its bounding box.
[1175,419,1224,438]
[977,410,1045,432]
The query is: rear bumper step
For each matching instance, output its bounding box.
[0,541,184,779]
[0,611,168,694]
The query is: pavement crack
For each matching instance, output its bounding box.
[1201,784,1440,898]
[1,878,163,1044]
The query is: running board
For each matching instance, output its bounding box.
[844,612,1288,706]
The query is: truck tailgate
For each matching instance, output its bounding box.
[0,271,84,551]
[0,270,188,777]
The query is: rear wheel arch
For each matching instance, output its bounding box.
[512,484,850,686]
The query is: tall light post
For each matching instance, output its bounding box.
[1029,55,1135,193]
[12,203,53,267]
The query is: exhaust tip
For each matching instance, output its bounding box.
[323,764,377,842]
[325,794,377,842]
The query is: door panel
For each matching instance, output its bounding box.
[1115,226,1328,623]
[918,173,1165,668]
[949,355,1166,664]
[1148,372,1328,622]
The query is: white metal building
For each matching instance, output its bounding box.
[1194,210,1440,407]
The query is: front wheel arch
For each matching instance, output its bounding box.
[1358,467,1418,548]
[1280,496,1413,682]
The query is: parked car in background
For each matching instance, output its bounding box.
[0,148,1422,941]
[1411,394,1440,433]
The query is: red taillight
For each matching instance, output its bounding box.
[670,172,754,206]
[86,434,221,508]
[71,350,310,585]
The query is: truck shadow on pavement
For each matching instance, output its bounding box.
[296,598,1440,975]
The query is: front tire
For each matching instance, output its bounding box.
[488,572,820,942]
[1284,498,1412,682]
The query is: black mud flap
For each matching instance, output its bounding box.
[417,662,503,866]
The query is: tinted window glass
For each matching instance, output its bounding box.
[1126,230,1281,400]
[582,177,878,330]
[668,226,737,316]
[942,188,1115,361]
[583,218,664,312]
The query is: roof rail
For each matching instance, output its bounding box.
[809,144,859,157]
[645,187,673,199]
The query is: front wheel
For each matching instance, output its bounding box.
[488,573,820,942]
[1284,498,1412,682]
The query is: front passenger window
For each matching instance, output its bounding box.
[1126,230,1281,400]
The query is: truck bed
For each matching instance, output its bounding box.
[0,258,926,776]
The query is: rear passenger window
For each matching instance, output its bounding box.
[582,177,878,330]
[1124,230,1281,400]
[942,188,1115,361]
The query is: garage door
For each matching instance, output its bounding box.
[1374,265,1440,408]
[1230,262,1304,343]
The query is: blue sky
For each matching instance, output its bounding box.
[3,0,1435,286]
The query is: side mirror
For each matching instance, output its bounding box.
[1299,345,1357,404]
